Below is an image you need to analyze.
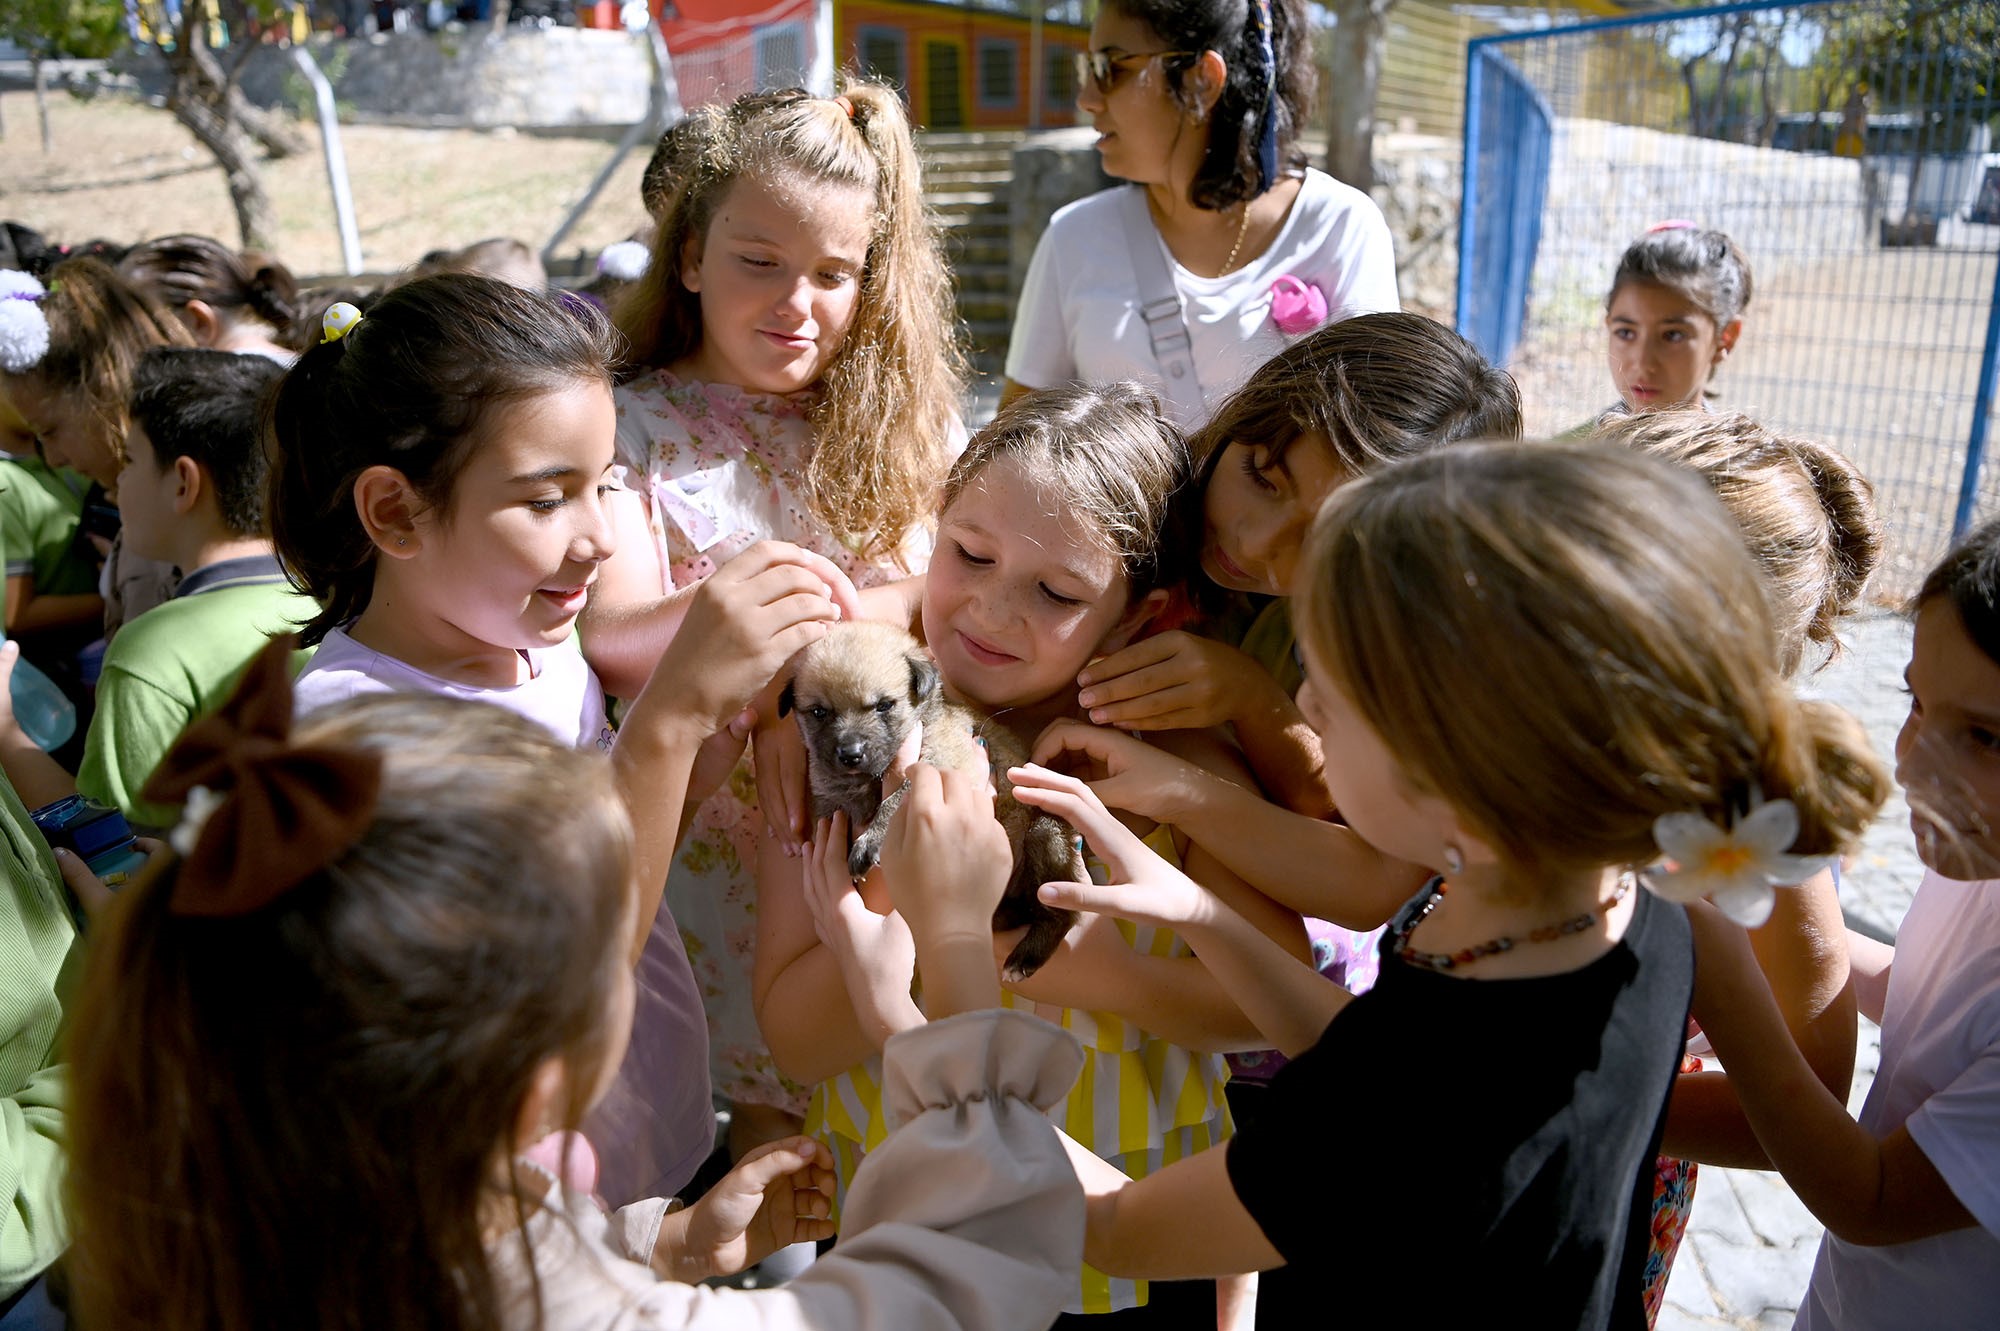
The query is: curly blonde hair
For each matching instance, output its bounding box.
[616,83,964,567]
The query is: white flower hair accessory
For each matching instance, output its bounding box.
[597,240,650,282]
[0,270,52,374]
[1644,792,1831,928]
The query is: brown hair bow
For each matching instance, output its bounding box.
[140,636,383,917]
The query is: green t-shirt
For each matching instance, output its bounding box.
[77,556,318,828]
[0,773,80,1298]
[0,458,93,597]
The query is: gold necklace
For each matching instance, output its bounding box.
[1219,202,1253,276]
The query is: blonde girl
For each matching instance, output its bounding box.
[1017,442,1886,1327]
[583,82,964,1171]
[762,385,1306,1323]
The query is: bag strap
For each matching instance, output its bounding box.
[1119,187,1207,419]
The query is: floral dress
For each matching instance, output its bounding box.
[612,370,939,1115]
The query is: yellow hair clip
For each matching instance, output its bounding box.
[320,302,363,345]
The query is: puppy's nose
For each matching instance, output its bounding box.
[837,743,867,770]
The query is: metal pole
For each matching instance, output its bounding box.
[540,19,681,269]
[1952,248,2000,537]
[290,46,363,276]
[1455,39,1486,340]
[810,0,835,97]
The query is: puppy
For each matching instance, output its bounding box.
[778,621,1082,981]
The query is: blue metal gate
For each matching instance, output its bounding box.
[1458,0,2000,592]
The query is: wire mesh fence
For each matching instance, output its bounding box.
[1459,0,2000,596]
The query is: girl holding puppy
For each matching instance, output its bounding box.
[67,646,1090,1331]
[759,384,1306,1322]
[1013,442,1885,1327]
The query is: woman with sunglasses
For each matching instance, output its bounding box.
[1004,0,1399,428]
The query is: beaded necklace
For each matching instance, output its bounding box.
[1393,874,1635,973]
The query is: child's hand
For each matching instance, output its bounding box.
[662,1136,836,1282]
[877,764,1011,949]
[660,541,859,734]
[1008,763,1223,933]
[1074,632,1279,732]
[688,705,755,806]
[1029,718,1208,826]
[53,836,163,923]
[804,813,921,1046]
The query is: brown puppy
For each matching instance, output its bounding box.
[778,621,1082,981]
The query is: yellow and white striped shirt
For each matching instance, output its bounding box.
[806,827,1233,1315]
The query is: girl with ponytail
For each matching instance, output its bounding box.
[587,83,963,1208]
[1004,0,1400,426]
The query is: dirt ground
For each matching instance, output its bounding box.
[0,90,653,279]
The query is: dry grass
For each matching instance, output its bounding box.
[0,90,653,278]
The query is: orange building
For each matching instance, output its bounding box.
[653,0,1090,130]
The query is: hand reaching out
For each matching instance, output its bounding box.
[663,1136,837,1282]
[1007,763,1224,934]
[803,812,920,1047]
[1074,632,1285,732]
[1029,718,1211,826]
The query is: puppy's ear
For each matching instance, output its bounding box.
[907,652,939,706]
[777,679,797,718]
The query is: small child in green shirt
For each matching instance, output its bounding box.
[74,349,317,826]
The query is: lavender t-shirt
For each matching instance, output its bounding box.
[293,628,715,1205]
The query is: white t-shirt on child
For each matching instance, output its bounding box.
[1796,869,2000,1330]
[291,626,615,752]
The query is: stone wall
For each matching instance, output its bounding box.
[228,28,653,129]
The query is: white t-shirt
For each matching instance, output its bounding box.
[1796,870,2000,1330]
[1005,169,1400,427]
[292,626,615,753]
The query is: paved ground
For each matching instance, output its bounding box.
[1659,610,1917,1330]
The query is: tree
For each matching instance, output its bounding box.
[1840,1,1999,229]
[131,0,308,251]
[1323,0,1395,191]
[0,0,124,153]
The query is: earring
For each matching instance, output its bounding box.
[1442,843,1465,875]
[396,537,408,547]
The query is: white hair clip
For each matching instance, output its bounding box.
[1643,792,1831,928]
[596,240,650,283]
[169,785,226,860]
[320,302,363,345]
[0,270,52,374]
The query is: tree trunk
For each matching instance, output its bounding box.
[1324,0,1394,192]
[161,0,282,250]
[491,0,511,35]
[33,55,51,155]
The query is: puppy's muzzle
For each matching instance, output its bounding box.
[836,741,869,770]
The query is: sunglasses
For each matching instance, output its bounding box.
[1074,48,1198,95]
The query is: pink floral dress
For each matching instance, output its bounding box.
[612,370,941,1114]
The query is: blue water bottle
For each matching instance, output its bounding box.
[5,648,76,753]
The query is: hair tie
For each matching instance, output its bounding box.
[140,636,383,918]
[832,94,855,120]
[1647,219,1698,234]
[0,269,51,374]
[320,301,363,345]
[1245,0,1280,195]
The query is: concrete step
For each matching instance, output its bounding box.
[927,188,1004,213]
[958,289,1015,323]
[942,231,1010,267]
[951,260,1009,293]
[924,167,1013,191]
